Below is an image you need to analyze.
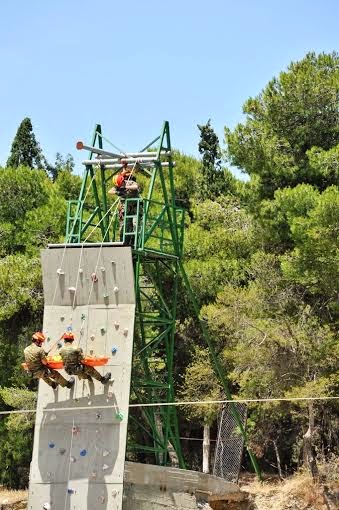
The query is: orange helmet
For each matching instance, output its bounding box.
[63,331,75,341]
[112,174,125,187]
[32,332,46,343]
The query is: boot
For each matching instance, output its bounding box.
[51,381,58,390]
[101,373,111,385]
[67,377,75,389]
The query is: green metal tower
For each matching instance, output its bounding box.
[66,122,261,476]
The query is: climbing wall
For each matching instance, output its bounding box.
[27,244,135,510]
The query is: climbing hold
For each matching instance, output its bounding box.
[91,273,98,282]
[116,411,124,421]
[80,327,84,336]
[112,489,118,497]
[68,286,76,292]
[107,391,113,400]
[111,346,117,355]
[79,268,83,274]
[114,321,119,329]
[102,464,109,471]
[72,425,80,435]
[70,456,76,463]
[88,401,92,406]
[60,316,65,321]
[99,495,106,503]
[103,292,109,299]
[48,442,55,449]
[47,336,51,342]
[90,334,95,341]
[103,449,110,457]
[111,260,116,264]
[96,413,102,420]
[43,503,51,510]
[90,471,97,479]
[56,268,64,275]
[81,313,86,320]
[67,488,76,494]
[59,448,66,455]
[57,342,62,349]
[100,266,105,272]
[80,449,87,457]
[113,286,119,293]
[100,326,106,334]
[123,328,128,336]
[89,349,94,355]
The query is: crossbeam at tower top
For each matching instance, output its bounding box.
[76,141,171,166]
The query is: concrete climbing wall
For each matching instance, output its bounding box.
[27,244,135,510]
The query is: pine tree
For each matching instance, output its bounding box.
[6,118,44,169]
[197,120,235,199]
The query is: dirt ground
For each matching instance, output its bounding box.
[240,473,339,510]
[0,489,27,509]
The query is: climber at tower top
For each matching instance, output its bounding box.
[24,332,75,389]
[108,165,140,246]
[59,332,111,384]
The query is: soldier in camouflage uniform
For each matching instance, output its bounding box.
[108,167,140,246]
[24,332,75,389]
[59,332,111,384]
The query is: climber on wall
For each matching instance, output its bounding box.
[24,332,75,389]
[108,164,140,246]
[59,332,111,384]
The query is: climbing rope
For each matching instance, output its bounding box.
[84,202,120,354]
[50,170,97,309]
[63,418,75,510]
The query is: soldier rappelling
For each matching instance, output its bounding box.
[59,332,111,384]
[24,332,75,389]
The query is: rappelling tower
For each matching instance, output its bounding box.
[67,122,260,476]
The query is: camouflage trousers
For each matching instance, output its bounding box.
[32,368,69,388]
[65,364,103,382]
[119,201,138,246]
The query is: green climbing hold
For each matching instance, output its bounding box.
[116,411,123,422]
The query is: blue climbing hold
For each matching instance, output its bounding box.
[67,488,75,495]
[48,442,55,449]
[80,449,87,457]
[67,325,73,331]
[111,346,117,355]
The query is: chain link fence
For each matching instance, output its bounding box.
[213,402,247,482]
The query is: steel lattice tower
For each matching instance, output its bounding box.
[66,121,261,476]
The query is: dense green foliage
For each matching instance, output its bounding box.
[0,52,338,486]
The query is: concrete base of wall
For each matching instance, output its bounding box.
[123,462,241,510]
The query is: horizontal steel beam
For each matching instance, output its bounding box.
[82,159,173,167]
[76,141,121,158]
[100,162,173,169]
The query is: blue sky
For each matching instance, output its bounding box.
[0,0,338,177]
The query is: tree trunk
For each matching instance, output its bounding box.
[203,424,210,474]
[273,440,283,480]
[303,402,319,481]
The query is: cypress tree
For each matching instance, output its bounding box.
[6,117,44,169]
